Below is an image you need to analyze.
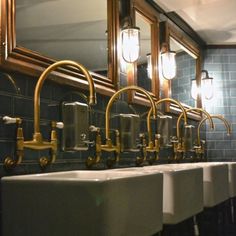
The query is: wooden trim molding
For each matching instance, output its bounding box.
[127,0,160,106]
[0,0,119,96]
[160,21,203,120]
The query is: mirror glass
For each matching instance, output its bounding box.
[16,0,108,76]
[170,37,197,107]
[135,12,152,92]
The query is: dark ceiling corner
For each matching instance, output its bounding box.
[146,0,206,48]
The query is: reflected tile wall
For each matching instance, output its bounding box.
[204,48,236,161]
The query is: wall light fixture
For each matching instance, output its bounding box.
[121,26,140,63]
[201,70,214,100]
[191,78,199,100]
[160,43,176,80]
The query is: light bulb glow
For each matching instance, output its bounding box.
[191,79,200,100]
[146,53,152,79]
[160,51,176,80]
[202,77,214,100]
[201,70,214,100]
[121,27,140,63]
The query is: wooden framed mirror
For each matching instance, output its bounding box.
[127,0,159,105]
[160,20,202,120]
[0,0,119,96]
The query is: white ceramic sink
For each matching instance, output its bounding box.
[1,170,163,236]
[227,162,236,198]
[208,162,236,198]
[182,162,229,207]
[142,164,203,224]
[115,164,203,225]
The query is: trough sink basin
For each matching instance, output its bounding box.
[182,162,229,207]
[208,162,236,198]
[115,164,203,225]
[143,164,203,224]
[227,162,236,198]
[1,170,163,236]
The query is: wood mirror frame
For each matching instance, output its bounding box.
[160,20,202,120]
[0,0,119,96]
[127,0,159,106]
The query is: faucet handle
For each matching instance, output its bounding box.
[89,125,100,132]
[3,116,22,125]
[170,136,178,143]
[56,122,64,129]
[51,121,64,129]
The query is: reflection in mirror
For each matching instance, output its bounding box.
[16,0,108,76]
[170,37,197,107]
[135,12,152,92]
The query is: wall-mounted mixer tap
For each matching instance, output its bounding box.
[176,108,214,161]
[196,114,231,161]
[5,60,96,168]
[87,85,157,168]
[147,98,188,164]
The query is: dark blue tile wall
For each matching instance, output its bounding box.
[204,48,236,161]
[0,66,202,179]
[172,52,196,107]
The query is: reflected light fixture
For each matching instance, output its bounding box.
[160,42,176,80]
[191,78,199,100]
[201,70,214,100]
[121,26,140,63]
[146,53,152,79]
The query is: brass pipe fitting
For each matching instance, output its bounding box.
[147,98,188,143]
[99,85,157,166]
[86,127,102,168]
[4,118,23,169]
[34,60,96,134]
[177,108,214,146]
[18,60,96,167]
[146,98,188,163]
[175,108,214,161]
[197,115,231,141]
[196,115,231,160]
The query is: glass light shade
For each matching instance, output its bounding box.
[160,51,176,80]
[121,27,140,63]
[191,79,199,100]
[202,77,214,100]
[146,53,152,79]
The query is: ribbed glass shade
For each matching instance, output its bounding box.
[202,77,214,100]
[160,51,176,80]
[191,79,199,100]
[121,27,140,63]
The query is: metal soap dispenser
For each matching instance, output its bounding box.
[112,113,140,152]
[157,114,173,148]
[62,101,89,151]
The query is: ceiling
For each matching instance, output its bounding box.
[153,0,236,45]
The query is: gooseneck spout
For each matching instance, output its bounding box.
[177,108,214,146]
[105,85,157,141]
[197,115,231,144]
[34,60,96,134]
[147,98,188,141]
[15,60,96,168]
[91,85,157,167]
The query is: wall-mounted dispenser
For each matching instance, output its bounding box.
[112,114,140,152]
[183,124,195,152]
[157,115,173,148]
[62,101,89,151]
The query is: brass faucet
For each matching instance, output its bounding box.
[146,98,188,164]
[87,85,157,167]
[176,108,214,161]
[196,114,231,160]
[6,60,96,168]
